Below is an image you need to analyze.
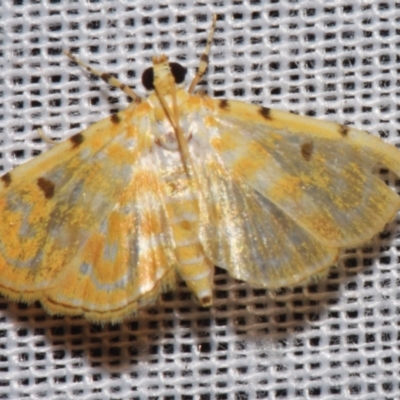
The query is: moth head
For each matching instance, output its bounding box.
[142,55,187,92]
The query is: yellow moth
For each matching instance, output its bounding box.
[1,16,399,323]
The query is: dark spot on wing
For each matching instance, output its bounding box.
[301,141,314,161]
[339,124,349,137]
[219,99,229,109]
[70,133,84,148]
[259,106,271,120]
[37,177,55,199]
[110,113,121,124]
[1,172,11,188]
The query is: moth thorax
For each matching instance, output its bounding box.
[154,120,183,152]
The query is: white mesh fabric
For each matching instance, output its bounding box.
[1,1,400,399]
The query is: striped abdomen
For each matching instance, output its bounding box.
[163,174,214,307]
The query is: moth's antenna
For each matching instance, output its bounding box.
[188,14,217,94]
[64,51,141,103]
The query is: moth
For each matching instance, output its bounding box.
[1,16,399,323]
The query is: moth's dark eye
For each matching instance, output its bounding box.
[169,62,187,84]
[141,67,154,90]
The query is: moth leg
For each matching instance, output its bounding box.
[37,127,60,145]
[64,50,141,102]
[188,14,217,93]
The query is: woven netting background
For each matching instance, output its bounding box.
[1,1,399,399]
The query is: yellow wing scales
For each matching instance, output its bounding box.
[0,102,180,322]
[195,157,339,288]
[1,17,400,322]
[201,98,400,248]
[42,164,178,322]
